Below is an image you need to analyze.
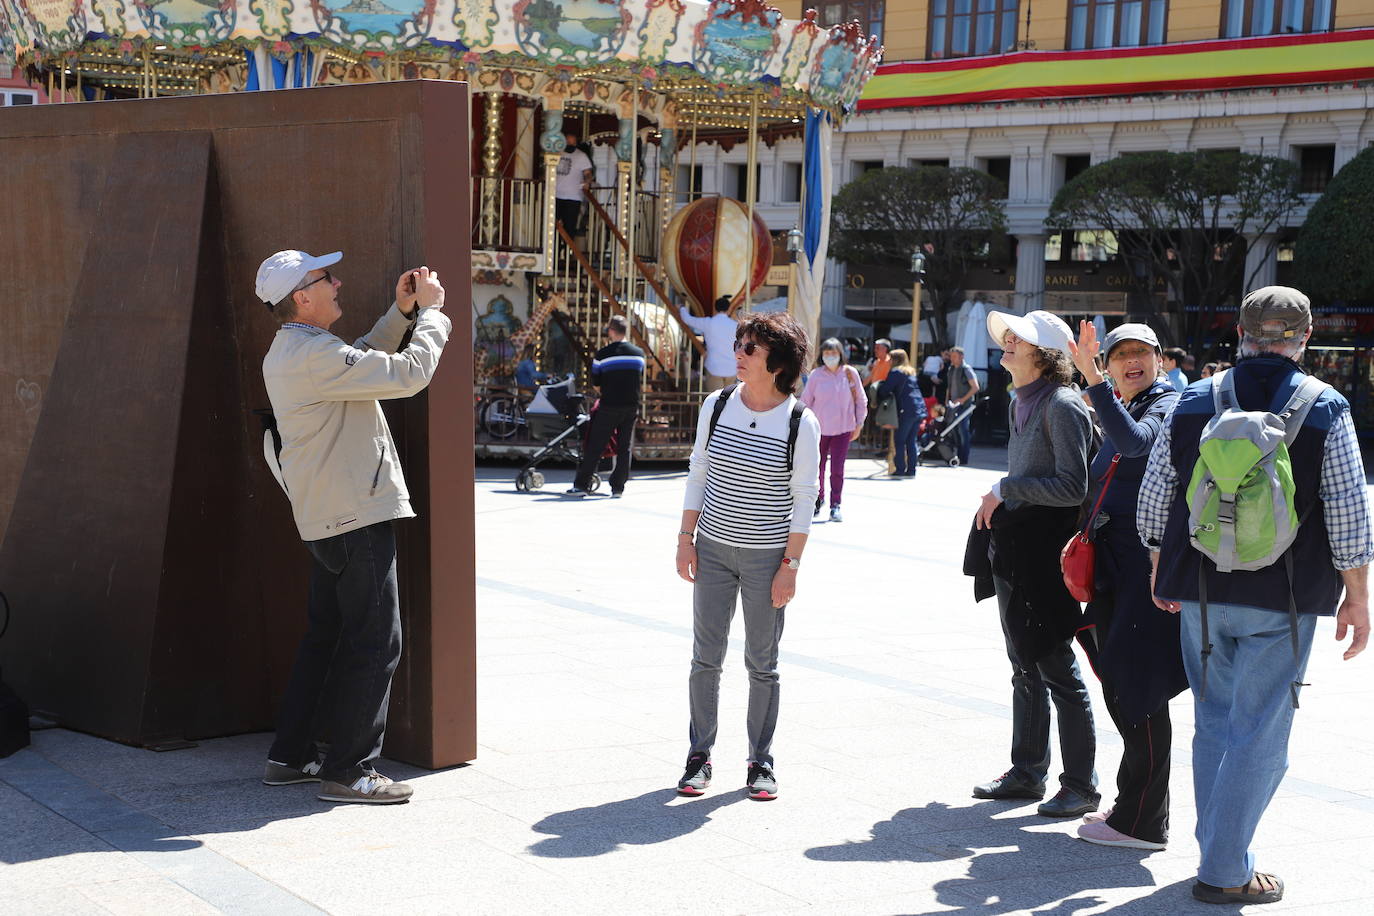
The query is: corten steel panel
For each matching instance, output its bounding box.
[0,82,476,766]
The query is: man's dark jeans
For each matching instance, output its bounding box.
[268,521,401,783]
[574,404,637,493]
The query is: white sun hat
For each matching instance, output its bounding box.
[255,249,343,307]
[986,309,1074,353]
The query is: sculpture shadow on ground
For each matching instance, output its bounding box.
[528,787,745,858]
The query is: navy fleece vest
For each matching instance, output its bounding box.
[1155,355,1348,617]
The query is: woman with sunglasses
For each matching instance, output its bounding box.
[674,313,820,801]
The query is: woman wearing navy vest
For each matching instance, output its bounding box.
[1068,322,1185,851]
[971,310,1099,818]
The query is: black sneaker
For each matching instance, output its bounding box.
[677,752,712,796]
[747,762,778,800]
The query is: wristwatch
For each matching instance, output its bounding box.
[781,556,801,570]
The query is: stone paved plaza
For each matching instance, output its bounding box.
[4,450,1374,914]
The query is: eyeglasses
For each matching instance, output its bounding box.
[734,340,760,356]
[293,270,333,294]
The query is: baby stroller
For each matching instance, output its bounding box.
[513,375,601,492]
[920,397,978,467]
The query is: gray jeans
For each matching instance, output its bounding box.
[689,535,787,766]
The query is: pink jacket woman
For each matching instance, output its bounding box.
[800,338,867,522]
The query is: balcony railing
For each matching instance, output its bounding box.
[472,176,544,251]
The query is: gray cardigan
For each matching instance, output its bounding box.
[1000,385,1091,510]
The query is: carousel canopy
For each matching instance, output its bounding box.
[0,0,881,113]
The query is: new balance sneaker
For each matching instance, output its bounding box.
[317,771,413,805]
[677,752,712,796]
[263,758,322,786]
[747,763,778,800]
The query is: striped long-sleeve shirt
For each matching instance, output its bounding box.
[684,386,820,549]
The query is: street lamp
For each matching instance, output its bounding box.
[910,249,927,357]
[785,226,804,318]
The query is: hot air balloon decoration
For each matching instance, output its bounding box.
[662,197,772,315]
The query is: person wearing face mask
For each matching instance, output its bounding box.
[966,310,1098,819]
[554,131,594,237]
[1067,322,1185,851]
[800,338,867,522]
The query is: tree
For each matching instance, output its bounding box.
[829,166,1007,346]
[1046,150,1301,353]
[1295,146,1374,305]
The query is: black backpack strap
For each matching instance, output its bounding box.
[705,384,737,447]
[786,400,805,473]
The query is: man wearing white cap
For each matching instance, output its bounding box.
[968,309,1099,819]
[255,249,451,805]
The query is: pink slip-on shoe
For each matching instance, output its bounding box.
[1076,820,1165,851]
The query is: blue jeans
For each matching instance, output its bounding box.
[894,410,920,475]
[269,522,402,783]
[1180,601,1316,888]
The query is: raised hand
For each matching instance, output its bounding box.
[1067,319,1104,387]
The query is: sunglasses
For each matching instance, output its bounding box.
[294,270,334,293]
[734,340,760,356]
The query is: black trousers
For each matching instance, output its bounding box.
[1081,593,1173,844]
[268,521,401,783]
[555,198,583,235]
[574,404,637,493]
[995,575,1099,800]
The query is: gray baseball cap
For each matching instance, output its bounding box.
[1103,323,1160,356]
[1239,286,1312,341]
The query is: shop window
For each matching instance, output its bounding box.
[781,162,803,203]
[1297,145,1335,193]
[818,0,886,43]
[1045,232,1064,261]
[929,0,1020,59]
[1222,0,1333,38]
[1068,0,1167,49]
[1072,230,1118,261]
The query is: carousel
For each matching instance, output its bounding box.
[1,0,881,457]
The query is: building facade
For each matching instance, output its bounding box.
[679,0,1374,427]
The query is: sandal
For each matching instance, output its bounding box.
[1192,872,1284,905]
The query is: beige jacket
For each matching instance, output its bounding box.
[263,304,452,542]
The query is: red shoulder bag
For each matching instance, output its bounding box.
[1060,453,1121,603]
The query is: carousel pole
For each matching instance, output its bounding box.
[624,85,639,317]
[480,91,502,247]
[743,93,759,314]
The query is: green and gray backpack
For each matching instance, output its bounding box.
[1184,368,1328,707]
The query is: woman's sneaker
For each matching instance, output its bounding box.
[829,505,843,523]
[747,763,778,800]
[317,771,413,804]
[677,752,712,796]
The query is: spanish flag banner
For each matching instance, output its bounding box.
[859,29,1374,110]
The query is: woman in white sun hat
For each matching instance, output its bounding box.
[968,309,1099,819]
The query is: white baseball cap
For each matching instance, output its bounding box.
[986,309,1074,353]
[255,249,342,307]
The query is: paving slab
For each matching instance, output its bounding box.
[3,451,1373,914]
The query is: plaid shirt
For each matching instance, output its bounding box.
[1138,406,1373,570]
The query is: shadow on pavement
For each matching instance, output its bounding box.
[528,787,745,858]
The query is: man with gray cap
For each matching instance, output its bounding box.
[1140,286,1370,903]
[256,250,451,804]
